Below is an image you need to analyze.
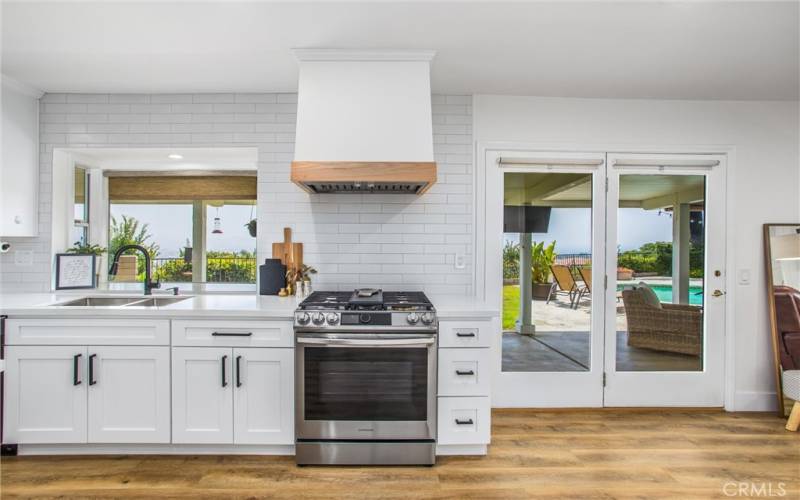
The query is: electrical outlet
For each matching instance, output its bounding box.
[14,250,33,267]
[454,253,466,270]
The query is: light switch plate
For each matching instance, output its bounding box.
[454,253,466,269]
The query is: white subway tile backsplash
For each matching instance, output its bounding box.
[4,93,473,294]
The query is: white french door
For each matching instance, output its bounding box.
[603,153,726,407]
[485,149,727,408]
[486,151,608,407]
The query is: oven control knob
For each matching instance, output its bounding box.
[296,312,310,325]
[326,313,340,325]
[421,312,435,325]
[311,312,326,325]
[407,312,420,325]
[359,313,371,324]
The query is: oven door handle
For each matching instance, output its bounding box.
[296,336,435,347]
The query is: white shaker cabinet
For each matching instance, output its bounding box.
[171,346,294,446]
[87,346,171,443]
[171,347,234,444]
[1,77,40,237]
[233,348,294,445]
[3,346,88,444]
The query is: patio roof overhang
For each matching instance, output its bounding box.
[504,173,705,210]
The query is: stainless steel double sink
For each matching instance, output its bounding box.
[51,296,190,307]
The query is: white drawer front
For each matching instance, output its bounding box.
[5,319,169,346]
[438,348,490,397]
[437,396,490,445]
[438,321,494,348]
[172,320,293,347]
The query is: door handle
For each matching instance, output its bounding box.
[712,290,725,297]
[455,331,476,338]
[221,355,228,387]
[88,354,97,385]
[212,332,253,337]
[73,353,82,385]
[235,355,242,388]
[456,370,475,376]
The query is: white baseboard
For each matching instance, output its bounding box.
[17,443,489,457]
[17,444,295,456]
[436,444,487,455]
[731,390,778,412]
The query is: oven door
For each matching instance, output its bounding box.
[296,333,437,441]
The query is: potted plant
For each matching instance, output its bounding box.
[66,241,107,283]
[532,241,557,300]
[286,264,317,297]
[617,266,635,281]
[245,219,257,237]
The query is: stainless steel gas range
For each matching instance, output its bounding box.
[294,289,437,465]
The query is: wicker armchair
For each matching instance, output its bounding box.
[621,288,703,356]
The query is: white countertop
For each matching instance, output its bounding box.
[0,292,498,319]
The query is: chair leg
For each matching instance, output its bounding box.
[787,401,800,431]
[546,282,557,304]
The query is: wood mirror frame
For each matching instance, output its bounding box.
[763,223,800,416]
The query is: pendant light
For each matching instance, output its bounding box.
[212,206,223,234]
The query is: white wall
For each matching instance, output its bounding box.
[0,93,473,294]
[473,95,800,411]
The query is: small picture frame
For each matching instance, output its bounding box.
[55,253,97,290]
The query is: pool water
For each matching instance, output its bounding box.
[619,284,704,305]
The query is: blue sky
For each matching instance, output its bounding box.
[504,208,673,254]
[110,203,257,257]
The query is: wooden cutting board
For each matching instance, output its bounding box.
[272,227,303,271]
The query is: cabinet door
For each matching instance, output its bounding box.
[87,346,170,443]
[3,346,87,444]
[1,82,39,237]
[172,347,233,444]
[233,348,294,445]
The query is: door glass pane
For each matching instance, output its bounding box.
[304,347,428,421]
[502,172,593,372]
[616,174,705,372]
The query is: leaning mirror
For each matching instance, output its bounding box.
[764,224,800,423]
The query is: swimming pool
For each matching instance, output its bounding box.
[619,284,704,305]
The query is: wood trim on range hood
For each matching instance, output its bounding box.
[291,161,437,195]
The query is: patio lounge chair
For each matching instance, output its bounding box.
[622,285,702,356]
[547,264,587,309]
[575,266,592,307]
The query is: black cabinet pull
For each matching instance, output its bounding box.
[456,370,475,376]
[212,332,253,337]
[455,418,474,425]
[88,354,97,385]
[221,355,228,387]
[73,353,82,385]
[235,355,242,387]
[455,331,476,338]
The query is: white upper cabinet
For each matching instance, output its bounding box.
[1,77,41,237]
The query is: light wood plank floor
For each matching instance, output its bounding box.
[1,409,798,499]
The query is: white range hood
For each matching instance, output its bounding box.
[291,49,437,195]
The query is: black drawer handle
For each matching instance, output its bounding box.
[236,355,242,388]
[212,332,253,337]
[221,355,228,387]
[88,354,97,385]
[455,331,476,338]
[455,418,474,425]
[73,353,82,385]
[456,370,475,376]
